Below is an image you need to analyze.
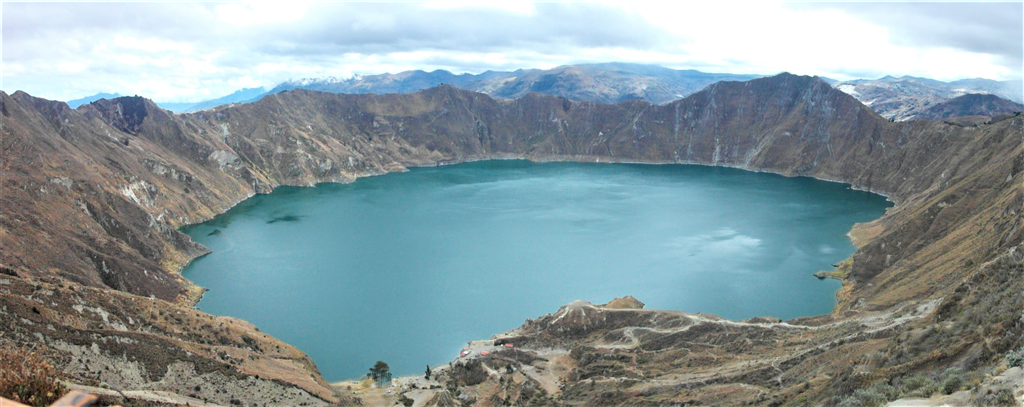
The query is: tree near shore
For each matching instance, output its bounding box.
[425,365,432,380]
[368,361,392,387]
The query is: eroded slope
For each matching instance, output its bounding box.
[1,73,1021,405]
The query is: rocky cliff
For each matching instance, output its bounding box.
[1,73,1021,405]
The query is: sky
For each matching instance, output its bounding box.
[2,1,1022,103]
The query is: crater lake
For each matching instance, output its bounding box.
[181,160,891,380]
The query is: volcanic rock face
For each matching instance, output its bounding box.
[1,73,1021,405]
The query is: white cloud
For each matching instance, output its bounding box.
[215,1,312,26]
[58,61,89,73]
[114,35,194,53]
[423,1,536,15]
[613,1,1016,81]
[1,1,1019,102]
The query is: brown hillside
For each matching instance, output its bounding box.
[1,73,1021,405]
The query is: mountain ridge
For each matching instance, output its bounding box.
[1,72,1021,406]
[179,87,267,112]
[65,92,121,108]
[55,64,1021,120]
[915,93,1023,122]
[258,63,763,105]
[834,75,1023,121]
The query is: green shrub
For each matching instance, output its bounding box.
[838,389,887,407]
[900,374,938,398]
[1005,347,1024,368]
[972,387,1019,407]
[940,375,964,395]
[449,360,489,387]
[839,381,897,407]
[991,388,1018,406]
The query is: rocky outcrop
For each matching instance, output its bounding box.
[602,296,644,309]
[1,72,1021,405]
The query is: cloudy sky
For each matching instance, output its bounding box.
[3,1,1022,102]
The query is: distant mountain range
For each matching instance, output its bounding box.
[915,93,1023,124]
[261,63,763,105]
[66,92,121,108]
[183,87,267,112]
[68,88,267,113]
[151,87,266,112]
[65,64,762,112]
[832,75,1022,121]
[62,63,1023,122]
[153,101,197,112]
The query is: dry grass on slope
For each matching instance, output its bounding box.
[0,344,67,407]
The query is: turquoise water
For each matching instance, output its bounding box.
[181,161,890,380]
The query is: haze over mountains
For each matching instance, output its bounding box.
[180,87,267,112]
[263,63,762,105]
[64,63,1022,126]
[832,75,1024,120]
[65,92,121,108]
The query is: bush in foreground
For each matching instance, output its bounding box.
[1005,347,1024,368]
[0,344,66,407]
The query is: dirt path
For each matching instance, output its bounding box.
[517,349,571,395]
[332,370,447,407]
[521,298,945,394]
[399,298,945,403]
[332,379,397,407]
[595,299,941,351]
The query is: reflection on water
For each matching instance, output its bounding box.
[266,214,303,224]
